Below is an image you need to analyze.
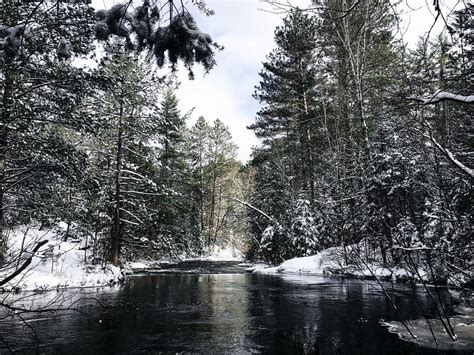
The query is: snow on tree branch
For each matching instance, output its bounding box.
[0,240,48,287]
[416,119,474,179]
[94,1,221,78]
[408,92,474,105]
[426,133,474,179]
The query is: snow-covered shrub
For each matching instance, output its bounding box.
[393,217,422,249]
[259,224,290,264]
[290,199,320,257]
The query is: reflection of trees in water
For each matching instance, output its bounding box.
[0,273,457,353]
[197,274,250,349]
[0,287,109,352]
[245,276,451,354]
[245,275,322,353]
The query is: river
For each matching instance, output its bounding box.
[1,261,471,354]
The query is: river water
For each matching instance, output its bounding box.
[1,261,471,354]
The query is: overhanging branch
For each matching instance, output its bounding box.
[0,240,48,287]
[408,91,474,105]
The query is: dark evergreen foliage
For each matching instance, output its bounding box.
[247,2,472,283]
[93,1,222,79]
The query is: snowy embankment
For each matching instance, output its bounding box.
[253,247,340,276]
[1,226,123,292]
[252,245,432,284]
[381,314,474,351]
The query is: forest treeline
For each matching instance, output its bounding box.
[0,2,249,266]
[247,1,472,283]
[0,1,472,281]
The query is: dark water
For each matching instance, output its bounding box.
[1,262,470,354]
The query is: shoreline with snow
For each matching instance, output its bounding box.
[251,246,472,288]
[0,226,245,292]
[0,226,124,292]
[2,226,470,292]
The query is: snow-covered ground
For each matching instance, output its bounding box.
[254,247,341,275]
[3,225,459,291]
[0,226,123,291]
[252,245,434,284]
[201,245,244,261]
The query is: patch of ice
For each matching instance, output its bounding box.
[244,263,270,273]
[128,262,148,269]
[381,314,474,351]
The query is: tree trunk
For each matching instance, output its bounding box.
[0,64,13,266]
[208,168,217,249]
[110,87,125,266]
[214,183,223,244]
[199,159,204,234]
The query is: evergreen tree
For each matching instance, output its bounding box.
[157,88,187,188]
[187,117,247,251]
[250,9,319,201]
[151,88,198,257]
[205,119,238,247]
[0,2,96,263]
[188,116,211,238]
[85,51,162,265]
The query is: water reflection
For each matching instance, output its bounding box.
[0,271,469,354]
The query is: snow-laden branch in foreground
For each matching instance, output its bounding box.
[392,245,431,251]
[408,91,474,105]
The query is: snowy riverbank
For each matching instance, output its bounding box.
[0,226,246,291]
[1,226,123,292]
[2,226,469,291]
[251,245,469,286]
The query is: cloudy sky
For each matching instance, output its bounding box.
[175,0,458,162]
[175,0,311,162]
[92,0,460,162]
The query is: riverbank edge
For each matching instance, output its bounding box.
[249,248,473,290]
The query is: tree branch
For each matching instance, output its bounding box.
[408,91,474,105]
[0,240,48,287]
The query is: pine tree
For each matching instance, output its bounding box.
[250,9,319,201]
[205,119,238,247]
[188,116,211,241]
[247,147,294,263]
[187,117,247,252]
[248,1,408,265]
[157,88,187,188]
[85,51,162,265]
[151,88,198,257]
[0,2,96,263]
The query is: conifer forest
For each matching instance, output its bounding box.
[0,0,472,353]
